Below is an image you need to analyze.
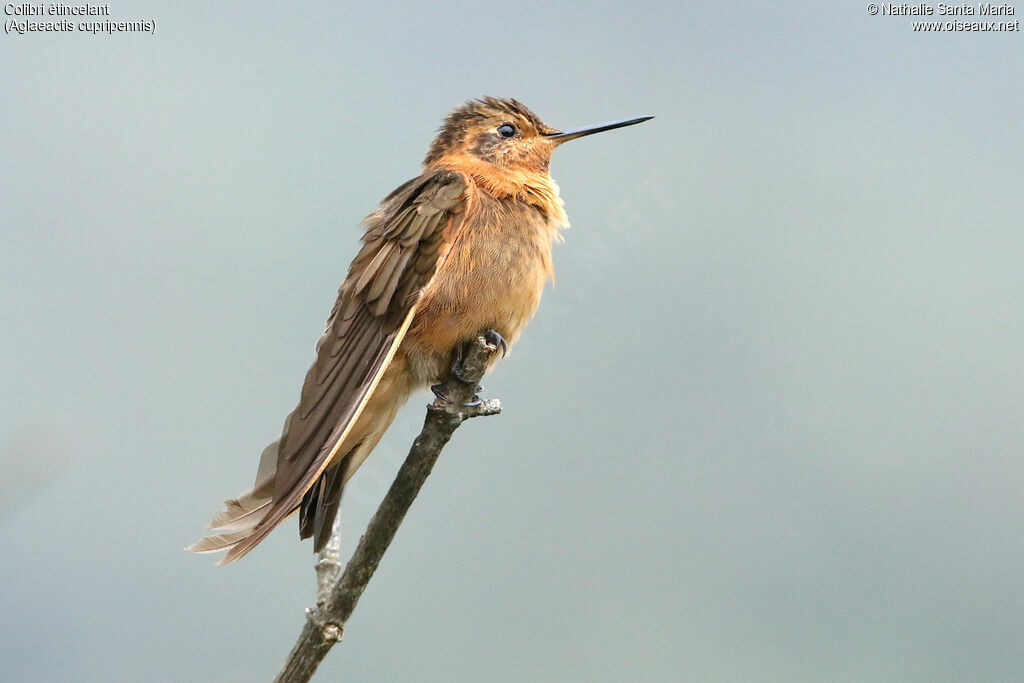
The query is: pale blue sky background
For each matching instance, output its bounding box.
[1,1,1022,681]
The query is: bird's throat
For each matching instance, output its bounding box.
[429,154,568,228]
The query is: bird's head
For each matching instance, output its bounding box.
[424,97,652,176]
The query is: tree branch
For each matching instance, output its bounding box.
[274,334,502,682]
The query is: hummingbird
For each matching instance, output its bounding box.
[189,98,652,563]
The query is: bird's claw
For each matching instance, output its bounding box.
[481,329,507,358]
[449,344,478,385]
[436,330,503,406]
[431,383,482,407]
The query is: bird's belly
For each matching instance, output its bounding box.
[401,213,557,385]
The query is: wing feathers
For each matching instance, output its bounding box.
[355,242,396,293]
[193,170,467,563]
[365,246,403,301]
[374,248,415,317]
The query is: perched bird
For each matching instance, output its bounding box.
[189,97,652,563]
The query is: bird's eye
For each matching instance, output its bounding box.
[497,123,518,139]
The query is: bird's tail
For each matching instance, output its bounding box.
[187,369,410,563]
[187,437,362,563]
[186,440,278,558]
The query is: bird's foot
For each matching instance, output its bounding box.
[480,329,507,358]
[431,383,482,407]
[450,329,504,383]
[449,344,477,386]
[433,331,505,408]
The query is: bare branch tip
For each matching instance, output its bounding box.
[321,624,343,642]
[465,398,502,419]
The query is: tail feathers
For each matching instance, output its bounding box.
[313,463,344,551]
[189,489,271,558]
[186,529,253,555]
[298,457,349,553]
[188,440,278,557]
[208,495,271,533]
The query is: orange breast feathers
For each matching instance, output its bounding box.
[406,170,565,362]
[431,153,569,229]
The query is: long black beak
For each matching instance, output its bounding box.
[542,116,654,143]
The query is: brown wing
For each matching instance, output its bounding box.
[216,170,467,563]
